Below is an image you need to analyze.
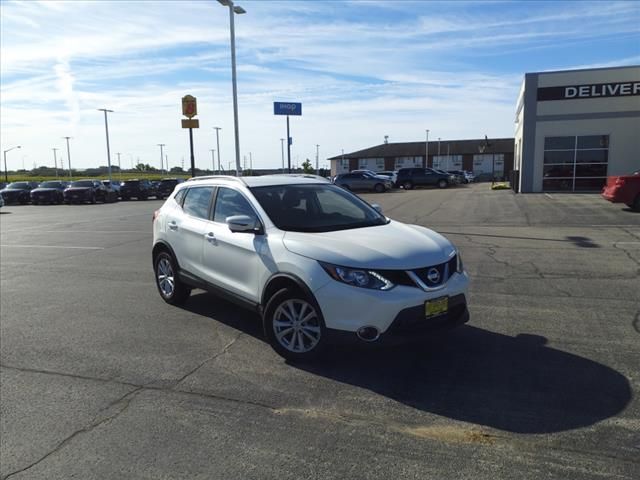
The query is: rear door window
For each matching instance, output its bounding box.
[182,187,214,220]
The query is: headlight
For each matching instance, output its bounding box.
[320,262,394,290]
[456,250,464,273]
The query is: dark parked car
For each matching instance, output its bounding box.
[64,179,112,204]
[0,181,39,204]
[157,178,185,198]
[395,168,451,190]
[31,181,68,204]
[102,180,121,196]
[120,179,161,200]
[333,172,393,192]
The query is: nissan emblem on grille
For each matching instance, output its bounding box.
[427,268,440,283]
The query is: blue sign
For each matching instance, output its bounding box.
[274,102,302,116]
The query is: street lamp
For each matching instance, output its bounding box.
[116,152,122,180]
[3,145,21,182]
[63,137,72,179]
[213,127,222,174]
[209,149,216,173]
[98,108,114,181]
[280,138,285,172]
[217,0,246,177]
[157,144,166,175]
[315,144,320,175]
[52,147,59,179]
[425,129,429,168]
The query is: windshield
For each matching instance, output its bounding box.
[123,180,140,185]
[40,181,64,188]
[251,184,388,233]
[7,182,29,189]
[70,181,93,187]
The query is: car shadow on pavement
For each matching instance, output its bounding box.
[183,292,631,434]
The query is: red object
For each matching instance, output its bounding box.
[601,170,640,210]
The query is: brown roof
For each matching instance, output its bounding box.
[328,138,514,160]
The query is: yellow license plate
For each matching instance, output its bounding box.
[425,296,448,318]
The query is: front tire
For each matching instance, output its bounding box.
[402,181,413,190]
[153,251,191,305]
[632,194,640,212]
[263,288,326,362]
[438,179,448,189]
[374,183,385,193]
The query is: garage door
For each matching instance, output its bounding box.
[542,135,609,191]
[473,154,504,180]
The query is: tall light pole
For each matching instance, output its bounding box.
[280,138,285,172]
[157,144,165,175]
[315,144,320,175]
[209,149,216,173]
[218,0,246,176]
[213,126,222,174]
[116,152,122,180]
[52,147,59,179]
[425,129,429,168]
[3,145,21,182]
[63,137,72,179]
[249,151,252,173]
[98,108,114,181]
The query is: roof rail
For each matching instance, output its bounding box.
[186,175,246,185]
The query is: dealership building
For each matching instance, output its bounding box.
[515,65,640,192]
[328,138,514,181]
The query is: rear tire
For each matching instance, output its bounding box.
[153,251,191,305]
[632,194,640,212]
[374,183,385,193]
[263,287,326,362]
[438,179,448,189]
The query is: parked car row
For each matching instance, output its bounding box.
[332,168,476,192]
[0,178,185,205]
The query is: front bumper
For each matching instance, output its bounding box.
[326,294,469,345]
[314,269,470,335]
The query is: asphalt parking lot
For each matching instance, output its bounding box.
[1,183,639,479]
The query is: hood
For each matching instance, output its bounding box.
[32,188,60,193]
[1,189,26,195]
[65,187,91,193]
[282,221,454,270]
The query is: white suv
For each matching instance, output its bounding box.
[152,175,469,361]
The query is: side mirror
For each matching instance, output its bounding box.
[371,203,383,214]
[226,214,262,234]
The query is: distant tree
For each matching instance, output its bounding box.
[301,158,314,174]
[169,166,185,174]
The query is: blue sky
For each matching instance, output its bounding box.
[1,0,639,171]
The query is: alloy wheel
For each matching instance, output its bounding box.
[272,299,321,353]
[156,257,175,298]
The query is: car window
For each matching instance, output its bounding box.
[213,187,256,223]
[173,188,186,206]
[182,187,214,219]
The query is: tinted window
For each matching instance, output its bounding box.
[39,182,64,188]
[71,181,93,187]
[251,184,388,233]
[544,137,575,150]
[182,187,213,219]
[577,135,608,149]
[214,187,256,223]
[173,188,186,206]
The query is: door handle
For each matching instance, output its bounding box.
[168,221,178,230]
[205,232,216,244]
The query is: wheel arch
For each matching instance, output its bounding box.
[261,272,317,309]
[152,240,180,269]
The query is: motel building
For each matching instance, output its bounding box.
[514,65,639,192]
[329,138,514,182]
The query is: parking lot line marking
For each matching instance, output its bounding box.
[545,193,554,199]
[0,244,105,250]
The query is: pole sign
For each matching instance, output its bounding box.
[182,95,198,118]
[537,81,640,101]
[274,102,302,116]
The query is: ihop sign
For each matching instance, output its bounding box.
[274,102,302,116]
